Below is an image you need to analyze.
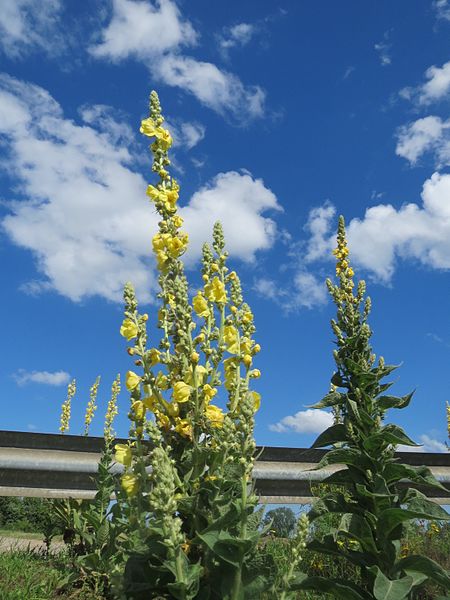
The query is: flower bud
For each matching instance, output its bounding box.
[142,313,149,321]
[127,347,135,356]
[252,344,261,354]
[243,354,252,368]
[191,351,199,363]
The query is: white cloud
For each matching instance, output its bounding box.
[433,0,450,21]
[396,116,450,166]
[218,23,256,58]
[0,75,280,303]
[304,202,336,262]
[181,171,282,263]
[90,0,197,60]
[153,54,265,122]
[301,172,450,283]
[293,271,327,308]
[0,0,62,58]
[269,409,333,434]
[89,0,265,122]
[397,434,447,453]
[401,60,450,105]
[14,369,71,386]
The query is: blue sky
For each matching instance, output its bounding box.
[1,0,450,452]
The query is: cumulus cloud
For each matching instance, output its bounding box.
[0,0,63,58]
[218,23,256,58]
[401,60,450,105]
[269,409,333,434]
[89,0,265,122]
[299,172,450,283]
[0,75,280,303]
[90,0,197,60]
[304,202,336,262]
[14,369,71,386]
[396,116,450,166]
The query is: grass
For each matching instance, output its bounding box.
[0,550,98,600]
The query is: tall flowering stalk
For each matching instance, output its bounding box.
[59,379,76,433]
[84,376,100,436]
[294,216,450,600]
[114,91,267,599]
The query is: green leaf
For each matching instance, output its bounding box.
[371,567,414,600]
[378,492,450,537]
[290,574,369,599]
[339,513,378,554]
[376,392,414,411]
[313,447,371,473]
[311,424,349,448]
[309,390,343,409]
[383,462,447,491]
[396,555,450,589]
[363,425,419,453]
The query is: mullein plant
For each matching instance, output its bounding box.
[113,91,274,600]
[55,375,123,596]
[295,216,450,600]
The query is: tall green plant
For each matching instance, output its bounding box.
[295,216,450,600]
[111,91,283,599]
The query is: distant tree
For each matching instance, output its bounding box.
[262,506,297,538]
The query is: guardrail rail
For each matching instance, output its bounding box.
[1,430,449,504]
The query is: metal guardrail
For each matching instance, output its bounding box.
[0,430,449,504]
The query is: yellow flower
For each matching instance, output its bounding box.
[126,370,141,391]
[114,443,132,467]
[203,384,217,404]
[205,404,224,428]
[193,291,210,318]
[347,267,354,277]
[224,325,239,354]
[165,187,179,206]
[120,318,138,341]
[143,395,158,411]
[205,277,227,304]
[155,126,172,150]
[131,400,146,421]
[140,118,158,137]
[173,215,184,228]
[167,235,188,258]
[148,348,160,366]
[173,381,192,403]
[175,418,192,439]
[251,391,261,411]
[240,337,252,355]
[185,365,207,387]
[242,310,253,324]
[121,473,139,496]
[243,354,252,368]
[167,401,180,417]
[155,410,170,430]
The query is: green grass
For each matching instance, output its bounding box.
[0,550,98,600]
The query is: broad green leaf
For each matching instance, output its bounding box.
[309,390,343,409]
[313,447,371,473]
[376,392,414,411]
[363,425,419,453]
[290,574,370,599]
[340,513,378,554]
[371,567,414,600]
[383,462,447,491]
[396,555,450,589]
[378,493,450,536]
[311,424,349,448]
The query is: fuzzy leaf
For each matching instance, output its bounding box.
[371,567,414,600]
[376,392,414,411]
[363,425,419,453]
[396,555,450,589]
[383,462,447,491]
[378,493,450,537]
[311,424,349,448]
